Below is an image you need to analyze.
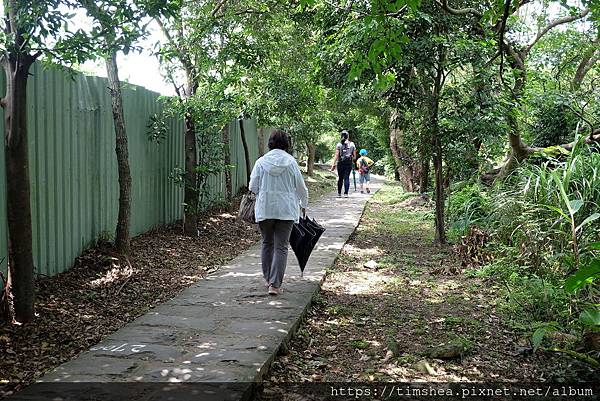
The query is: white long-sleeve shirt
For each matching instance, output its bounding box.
[248,149,309,223]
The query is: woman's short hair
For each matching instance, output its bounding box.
[268,129,290,151]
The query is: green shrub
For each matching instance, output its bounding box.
[314,142,331,164]
[483,142,600,275]
[467,248,524,279]
[447,182,491,240]
[529,97,577,148]
[500,274,572,326]
[382,154,397,179]
[478,141,600,340]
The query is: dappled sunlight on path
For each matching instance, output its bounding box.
[10,179,384,401]
[259,184,596,397]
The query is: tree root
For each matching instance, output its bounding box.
[480,131,600,184]
[545,347,599,367]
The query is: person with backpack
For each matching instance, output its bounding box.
[356,149,374,194]
[330,130,356,197]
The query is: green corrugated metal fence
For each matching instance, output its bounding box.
[0,63,260,277]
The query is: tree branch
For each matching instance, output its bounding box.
[572,31,599,90]
[170,73,182,98]
[491,0,532,34]
[23,9,50,52]
[155,17,175,45]
[28,46,59,62]
[212,8,267,19]
[518,0,533,8]
[573,52,599,90]
[502,39,525,71]
[344,0,355,14]
[484,50,501,68]
[7,0,18,39]
[523,8,590,55]
[434,0,482,18]
[497,0,512,80]
[154,16,195,80]
[385,5,407,18]
[562,129,600,151]
[565,103,595,134]
[211,0,228,17]
[497,38,525,95]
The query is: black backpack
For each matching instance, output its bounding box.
[340,142,352,162]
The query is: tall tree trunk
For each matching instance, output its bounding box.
[443,163,451,190]
[497,46,533,180]
[418,149,430,194]
[389,110,417,191]
[105,52,131,255]
[389,128,414,191]
[571,32,599,91]
[432,47,446,245]
[388,128,403,181]
[154,8,199,235]
[182,69,199,236]
[432,141,444,244]
[306,142,316,176]
[1,55,36,322]
[238,118,251,187]
[257,127,265,157]
[222,123,232,205]
[498,108,531,180]
[183,110,198,236]
[415,135,431,193]
[0,268,11,320]
[432,134,445,244]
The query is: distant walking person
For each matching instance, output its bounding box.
[330,130,356,198]
[249,130,309,295]
[356,149,374,194]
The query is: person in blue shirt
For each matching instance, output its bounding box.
[356,149,374,194]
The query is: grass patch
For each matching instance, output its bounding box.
[303,170,337,201]
[349,339,370,350]
[327,305,349,316]
[373,184,419,205]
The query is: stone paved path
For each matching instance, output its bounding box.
[13,179,381,401]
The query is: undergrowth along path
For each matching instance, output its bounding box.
[258,183,596,398]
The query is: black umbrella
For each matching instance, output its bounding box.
[303,217,324,249]
[289,216,325,276]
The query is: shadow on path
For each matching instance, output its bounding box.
[9,179,383,401]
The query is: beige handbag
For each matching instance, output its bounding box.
[238,192,256,224]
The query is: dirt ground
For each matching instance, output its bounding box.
[0,169,337,397]
[256,184,597,400]
[0,204,259,396]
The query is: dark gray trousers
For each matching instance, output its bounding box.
[258,219,294,288]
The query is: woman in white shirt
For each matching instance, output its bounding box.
[249,130,309,295]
